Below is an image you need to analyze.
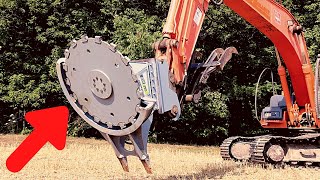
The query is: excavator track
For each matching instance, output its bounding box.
[250,136,273,164]
[220,136,240,160]
[220,136,255,161]
[220,133,320,167]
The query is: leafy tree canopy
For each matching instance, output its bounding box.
[0,0,319,144]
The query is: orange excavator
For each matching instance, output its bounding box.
[56,0,320,173]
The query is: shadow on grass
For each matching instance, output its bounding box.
[155,163,240,180]
[152,161,320,180]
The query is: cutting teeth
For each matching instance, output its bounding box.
[128,116,135,123]
[119,123,126,129]
[95,36,102,44]
[65,77,71,86]
[110,43,117,51]
[107,122,113,128]
[82,106,88,113]
[62,63,68,72]
[93,116,101,123]
[71,39,77,48]
[70,93,78,102]
[108,43,117,53]
[81,35,89,43]
[122,56,130,65]
[64,49,70,58]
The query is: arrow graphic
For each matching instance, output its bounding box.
[6,106,69,173]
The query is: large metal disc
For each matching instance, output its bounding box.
[57,36,153,136]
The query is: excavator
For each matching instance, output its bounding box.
[56,0,320,173]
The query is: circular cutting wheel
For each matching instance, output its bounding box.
[57,36,154,136]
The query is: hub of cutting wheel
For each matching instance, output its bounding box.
[88,70,113,99]
[266,144,285,162]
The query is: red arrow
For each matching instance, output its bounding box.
[6,106,69,172]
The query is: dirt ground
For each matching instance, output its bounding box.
[0,134,319,180]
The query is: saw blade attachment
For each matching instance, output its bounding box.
[57,36,155,136]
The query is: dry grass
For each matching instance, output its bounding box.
[0,134,319,180]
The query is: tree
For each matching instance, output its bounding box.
[0,0,120,132]
[0,1,319,145]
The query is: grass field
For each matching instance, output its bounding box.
[0,135,319,180]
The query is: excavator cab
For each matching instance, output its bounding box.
[261,95,286,120]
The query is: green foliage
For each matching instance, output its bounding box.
[153,91,229,145]
[20,127,32,135]
[67,116,90,137]
[112,9,162,59]
[0,0,121,133]
[281,0,320,58]
[0,1,319,145]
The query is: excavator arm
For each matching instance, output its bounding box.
[154,0,238,103]
[156,0,319,129]
[155,0,210,83]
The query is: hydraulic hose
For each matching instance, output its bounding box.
[255,68,275,122]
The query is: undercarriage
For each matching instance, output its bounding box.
[220,133,320,167]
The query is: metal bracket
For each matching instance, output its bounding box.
[200,47,238,84]
[185,47,238,103]
[130,59,181,120]
[100,114,153,174]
